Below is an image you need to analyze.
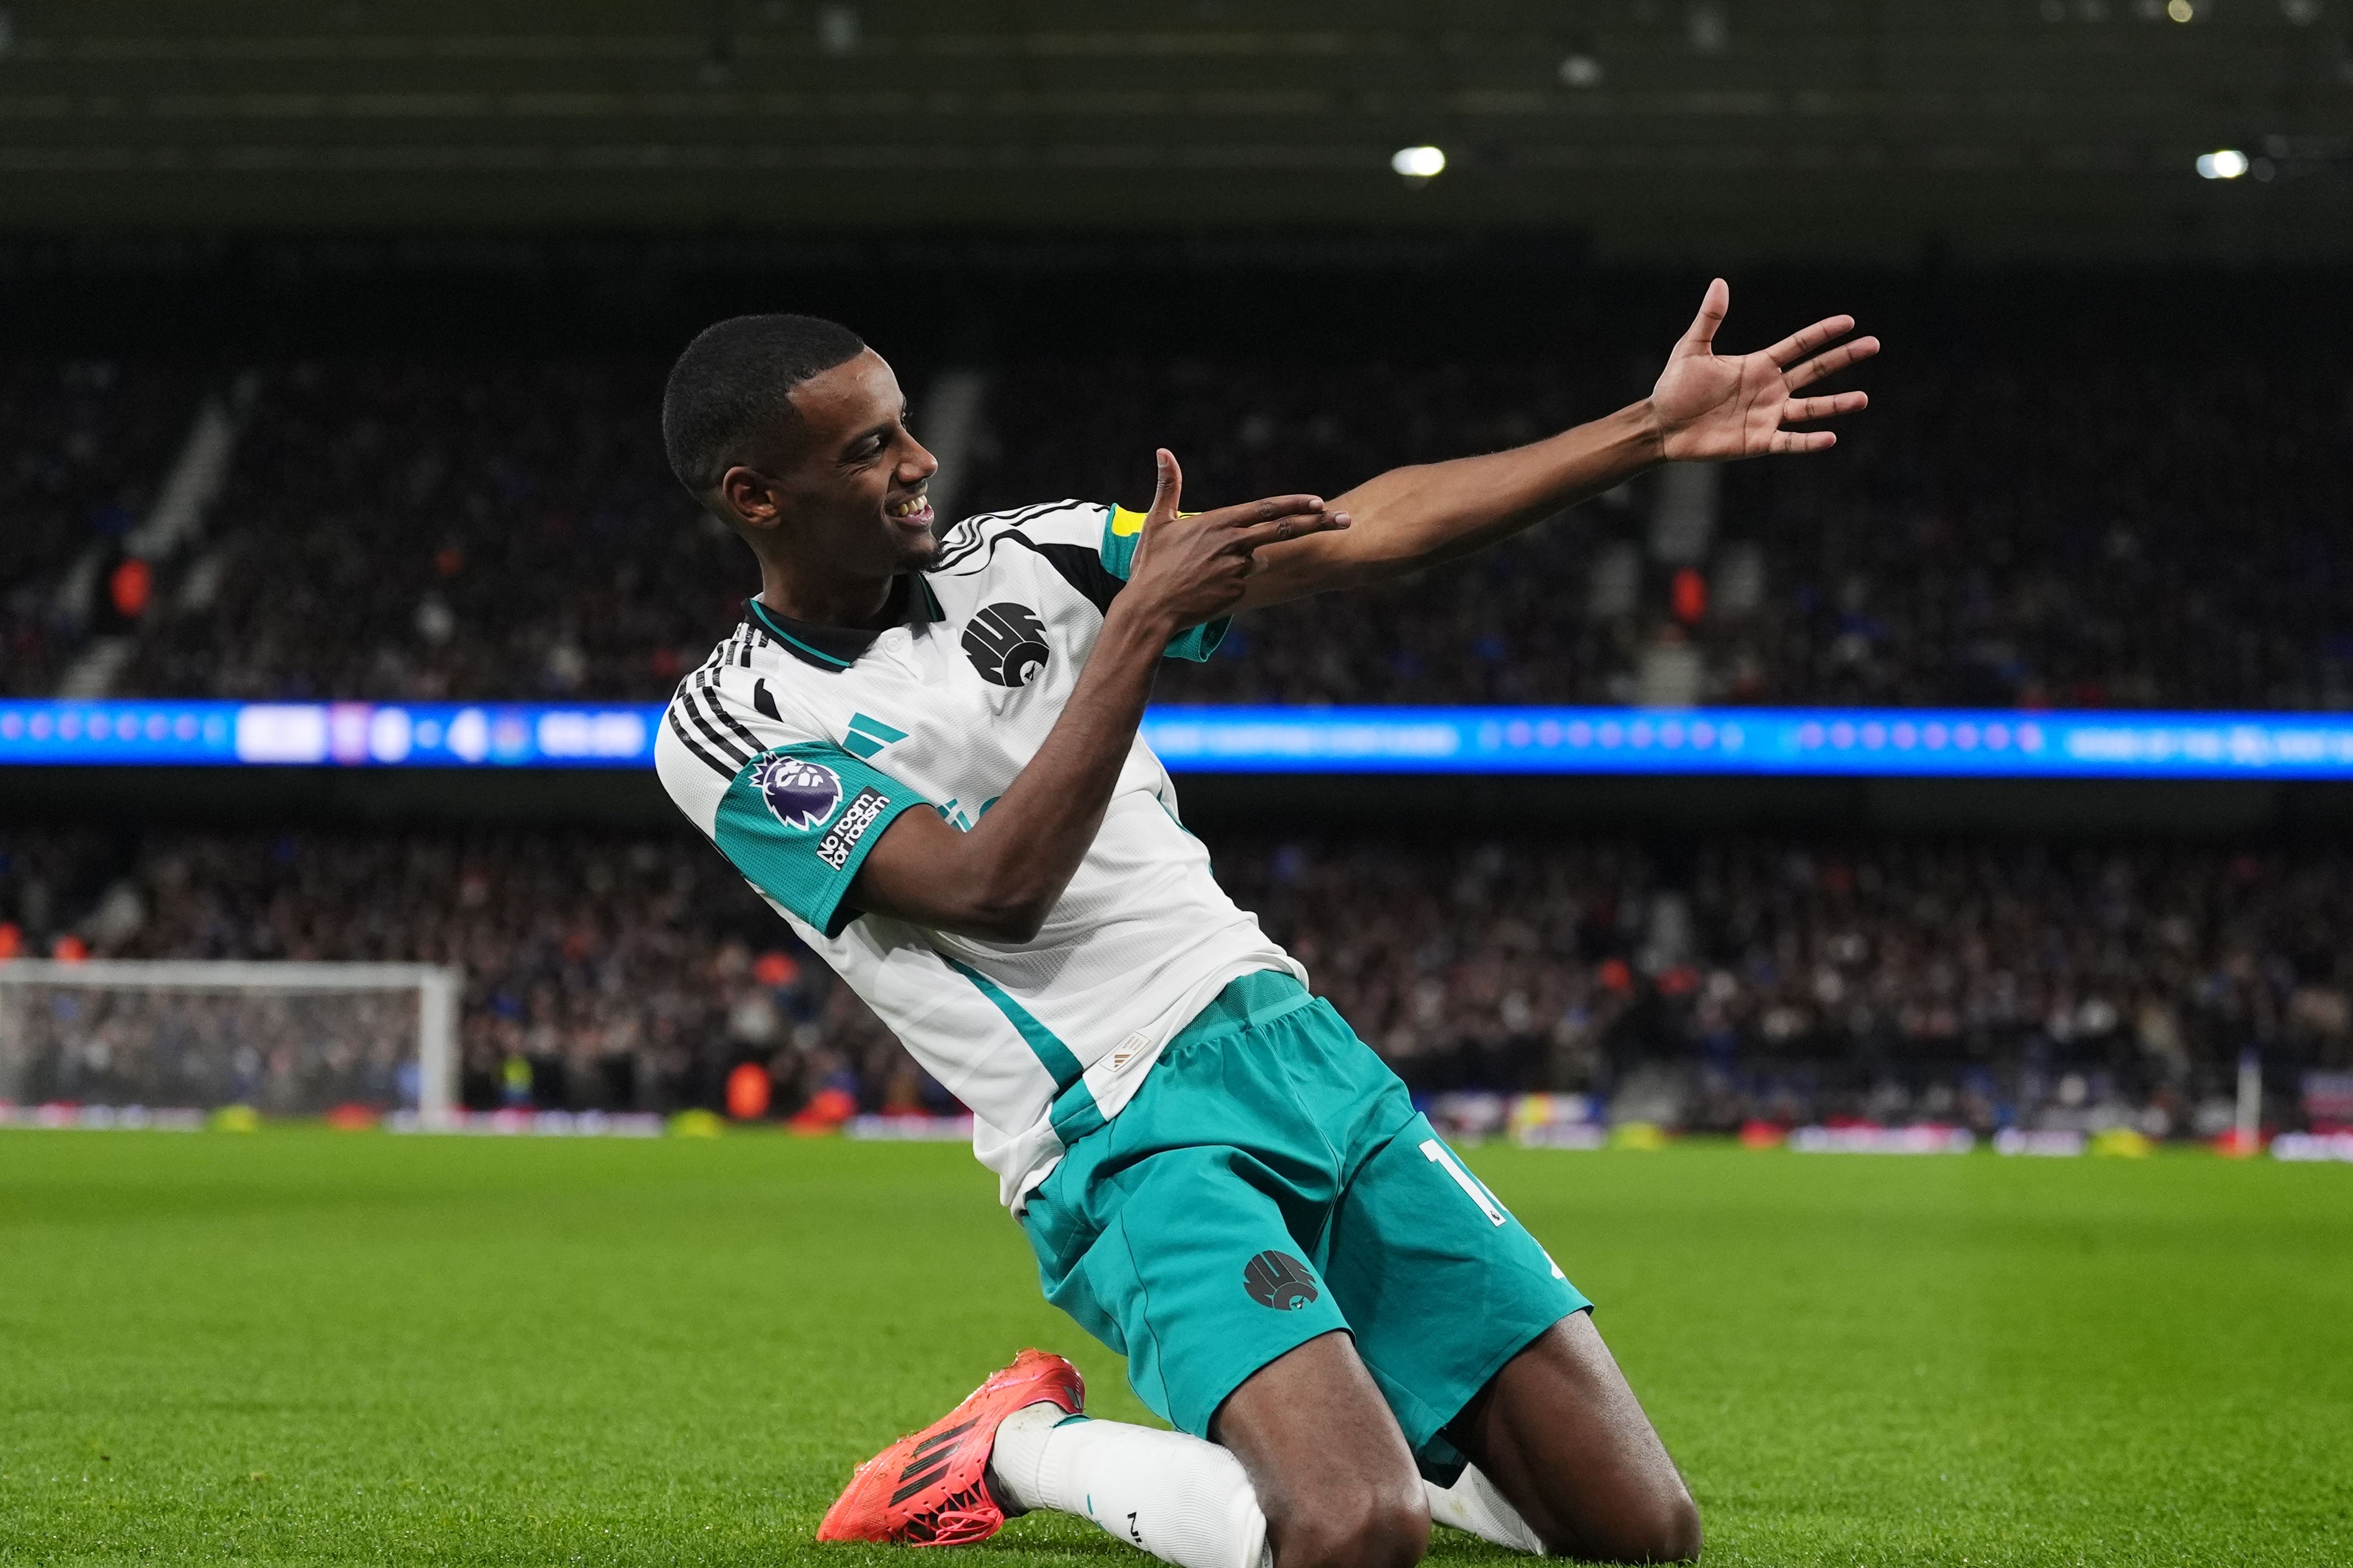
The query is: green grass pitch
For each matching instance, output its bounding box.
[2,1131,2348,1567]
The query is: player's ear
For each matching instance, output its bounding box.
[717,465,785,533]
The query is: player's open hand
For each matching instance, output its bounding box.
[1648,279,1877,461]
[1120,450,1350,631]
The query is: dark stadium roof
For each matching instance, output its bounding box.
[0,1,2347,258]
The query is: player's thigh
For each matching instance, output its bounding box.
[1446,1312,1701,1564]
[1211,1330,1430,1568]
[1321,1112,1591,1463]
[1024,1141,1351,1440]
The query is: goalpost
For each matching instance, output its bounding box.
[0,960,460,1121]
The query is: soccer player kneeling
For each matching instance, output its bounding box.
[654,288,1874,1566]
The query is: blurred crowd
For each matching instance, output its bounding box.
[116,361,753,702]
[0,360,200,696]
[3,826,2345,1136]
[0,827,916,1122]
[3,312,2346,711]
[1216,834,2351,1138]
[961,345,2353,710]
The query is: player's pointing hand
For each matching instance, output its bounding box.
[1121,448,1350,632]
[1647,278,1879,462]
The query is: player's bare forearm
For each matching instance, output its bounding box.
[1239,403,1659,609]
[849,459,1343,942]
[848,601,1169,942]
[1240,281,1875,610]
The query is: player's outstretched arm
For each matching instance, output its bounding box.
[847,453,1348,943]
[1238,277,1876,610]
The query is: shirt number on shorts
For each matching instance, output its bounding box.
[1420,1137,1507,1227]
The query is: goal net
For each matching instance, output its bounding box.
[0,960,459,1121]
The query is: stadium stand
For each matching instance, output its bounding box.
[0,360,205,697]
[112,361,746,703]
[958,344,2353,710]
[3,827,2342,1137]
[15,318,2343,711]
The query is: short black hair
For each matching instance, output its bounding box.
[661,313,867,494]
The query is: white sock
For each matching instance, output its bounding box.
[990,1403,1270,1568]
[1426,1463,1546,1555]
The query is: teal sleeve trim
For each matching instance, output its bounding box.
[1100,504,1231,663]
[948,958,1087,1091]
[1162,616,1230,663]
[712,742,923,940]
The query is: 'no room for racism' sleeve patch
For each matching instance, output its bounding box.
[712,743,926,939]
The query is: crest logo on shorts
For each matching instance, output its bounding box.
[754,755,842,830]
[963,602,1051,687]
[1242,1250,1320,1311]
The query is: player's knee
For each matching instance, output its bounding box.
[1269,1482,1430,1568]
[1554,1488,1700,1565]
[1644,1489,1703,1564]
[1519,1473,1699,1565]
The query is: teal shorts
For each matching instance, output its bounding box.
[1020,970,1589,1474]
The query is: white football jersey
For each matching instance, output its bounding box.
[655,499,1302,1208]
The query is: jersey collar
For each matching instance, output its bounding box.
[745,575,944,673]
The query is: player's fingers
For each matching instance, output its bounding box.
[1769,428,1838,454]
[1147,448,1183,524]
[1203,493,1327,531]
[1783,391,1867,423]
[1764,314,1857,369]
[1679,277,1731,351]
[1783,335,1880,391]
[1231,508,1351,551]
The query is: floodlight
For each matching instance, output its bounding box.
[1391,145,1447,179]
[2195,149,2249,179]
[1560,53,1604,87]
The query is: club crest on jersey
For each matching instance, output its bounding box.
[1242,1250,1320,1311]
[754,755,842,830]
[963,602,1051,687]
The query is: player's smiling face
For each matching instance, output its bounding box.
[727,348,941,581]
[793,349,940,569]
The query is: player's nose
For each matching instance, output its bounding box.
[901,439,940,484]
